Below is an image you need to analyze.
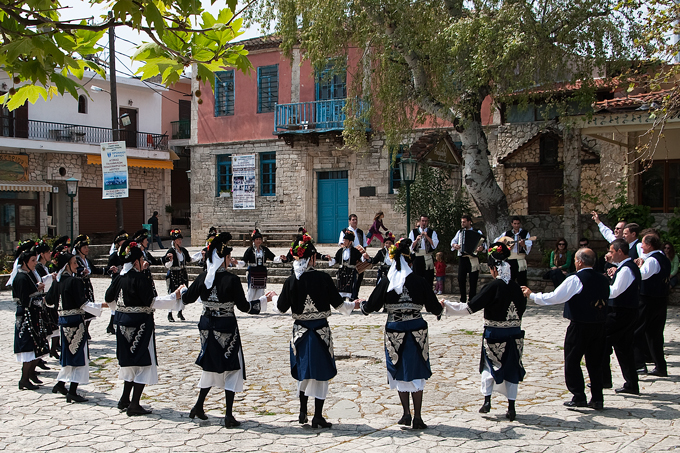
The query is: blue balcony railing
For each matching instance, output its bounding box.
[274,99,370,134]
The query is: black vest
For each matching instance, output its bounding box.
[411,228,435,253]
[628,240,639,260]
[505,229,529,254]
[608,259,640,308]
[356,228,364,247]
[640,251,671,297]
[563,269,609,323]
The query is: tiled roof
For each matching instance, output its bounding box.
[593,89,672,112]
[234,35,282,51]
[408,132,461,164]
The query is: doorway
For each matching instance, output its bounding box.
[317,171,348,243]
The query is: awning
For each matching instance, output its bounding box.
[87,154,174,170]
[0,181,54,192]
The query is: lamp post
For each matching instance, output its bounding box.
[66,177,79,240]
[400,156,418,234]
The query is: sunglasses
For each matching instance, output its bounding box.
[558,243,566,246]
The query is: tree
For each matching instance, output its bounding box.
[0,0,252,110]
[247,0,644,239]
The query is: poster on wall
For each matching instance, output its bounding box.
[0,154,29,181]
[232,154,256,210]
[100,141,129,199]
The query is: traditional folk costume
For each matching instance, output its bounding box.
[182,232,268,427]
[105,231,129,335]
[529,261,610,409]
[47,249,103,402]
[338,225,368,299]
[443,242,526,420]
[34,240,59,359]
[242,229,281,301]
[105,240,182,416]
[164,229,192,322]
[408,226,439,287]
[277,233,355,429]
[331,230,366,300]
[72,234,111,333]
[372,233,396,286]
[451,227,486,302]
[495,227,532,286]
[12,241,50,390]
[361,238,443,429]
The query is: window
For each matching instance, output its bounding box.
[389,146,408,194]
[257,65,278,113]
[540,134,559,165]
[78,95,87,114]
[260,152,276,196]
[216,154,232,195]
[214,70,235,117]
[640,160,680,213]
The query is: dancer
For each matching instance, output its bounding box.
[12,240,50,390]
[372,232,396,285]
[164,229,193,322]
[242,228,281,301]
[35,239,59,360]
[367,211,390,246]
[73,234,116,309]
[495,217,532,286]
[181,233,273,427]
[105,231,129,334]
[450,215,485,302]
[105,240,185,416]
[47,248,103,403]
[332,230,370,300]
[275,233,356,429]
[522,248,609,410]
[409,214,439,287]
[441,242,526,421]
[360,238,444,429]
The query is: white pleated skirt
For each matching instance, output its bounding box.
[15,351,46,363]
[297,379,329,400]
[119,333,158,385]
[387,373,426,393]
[57,343,89,384]
[480,362,518,400]
[197,350,244,392]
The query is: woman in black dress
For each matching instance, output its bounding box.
[164,229,192,322]
[105,231,129,334]
[182,232,273,427]
[441,242,527,421]
[12,241,49,390]
[242,228,280,301]
[360,238,443,429]
[333,230,369,300]
[34,239,59,360]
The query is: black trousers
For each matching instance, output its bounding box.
[457,256,479,303]
[508,259,528,286]
[351,273,364,300]
[413,256,435,288]
[634,295,668,372]
[603,306,639,391]
[564,321,606,403]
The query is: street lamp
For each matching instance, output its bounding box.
[400,155,418,234]
[66,177,79,240]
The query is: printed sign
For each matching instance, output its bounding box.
[100,141,129,199]
[0,154,29,181]
[232,154,256,210]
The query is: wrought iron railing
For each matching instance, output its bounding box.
[171,120,190,140]
[0,117,168,150]
[274,99,370,133]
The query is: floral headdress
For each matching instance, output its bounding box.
[170,229,182,239]
[120,241,139,258]
[290,233,314,259]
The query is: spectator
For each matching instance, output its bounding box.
[147,211,165,249]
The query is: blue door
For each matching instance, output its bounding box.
[317,171,348,243]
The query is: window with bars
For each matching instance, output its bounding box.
[260,152,276,196]
[257,65,278,113]
[216,154,232,195]
[214,70,235,117]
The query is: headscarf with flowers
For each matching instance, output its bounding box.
[387,238,413,294]
[289,233,317,280]
[205,232,233,289]
[487,242,512,284]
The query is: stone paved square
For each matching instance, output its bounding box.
[2,276,679,452]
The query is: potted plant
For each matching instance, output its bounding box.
[165,205,175,214]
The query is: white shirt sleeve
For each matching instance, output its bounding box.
[451,231,461,250]
[530,274,583,305]
[640,257,661,280]
[598,223,617,243]
[609,265,635,299]
[336,300,355,316]
[164,260,173,269]
[191,250,203,262]
[151,291,183,310]
[442,300,471,316]
[338,231,345,246]
[524,231,532,254]
[431,230,439,249]
[408,229,416,245]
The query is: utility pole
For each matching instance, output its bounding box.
[109,12,124,231]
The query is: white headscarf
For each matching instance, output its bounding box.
[496,261,511,284]
[293,257,310,280]
[387,255,412,294]
[204,249,223,289]
[120,262,134,276]
[5,257,20,286]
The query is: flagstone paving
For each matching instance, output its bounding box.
[1,277,679,452]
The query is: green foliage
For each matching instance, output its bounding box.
[607,181,654,229]
[661,208,680,254]
[394,165,472,261]
[0,0,252,109]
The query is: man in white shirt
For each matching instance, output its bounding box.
[522,249,610,410]
[623,223,641,260]
[591,211,625,244]
[408,214,439,287]
[450,215,485,303]
[495,217,532,286]
[338,214,368,299]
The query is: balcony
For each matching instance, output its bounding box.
[171,120,190,139]
[274,99,370,137]
[0,117,168,150]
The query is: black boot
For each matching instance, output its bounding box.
[52,381,68,395]
[168,312,175,322]
[479,395,491,413]
[190,387,210,420]
[299,391,308,424]
[224,390,241,427]
[118,381,133,410]
[311,398,331,428]
[506,400,516,421]
[50,338,60,360]
[127,383,152,416]
[66,383,88,403]
[177,310,185,321]
[106,315,116,335]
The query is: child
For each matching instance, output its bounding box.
[366,211,390,246]
[434,252,446,295]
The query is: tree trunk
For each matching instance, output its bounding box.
[458,119,509,241]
